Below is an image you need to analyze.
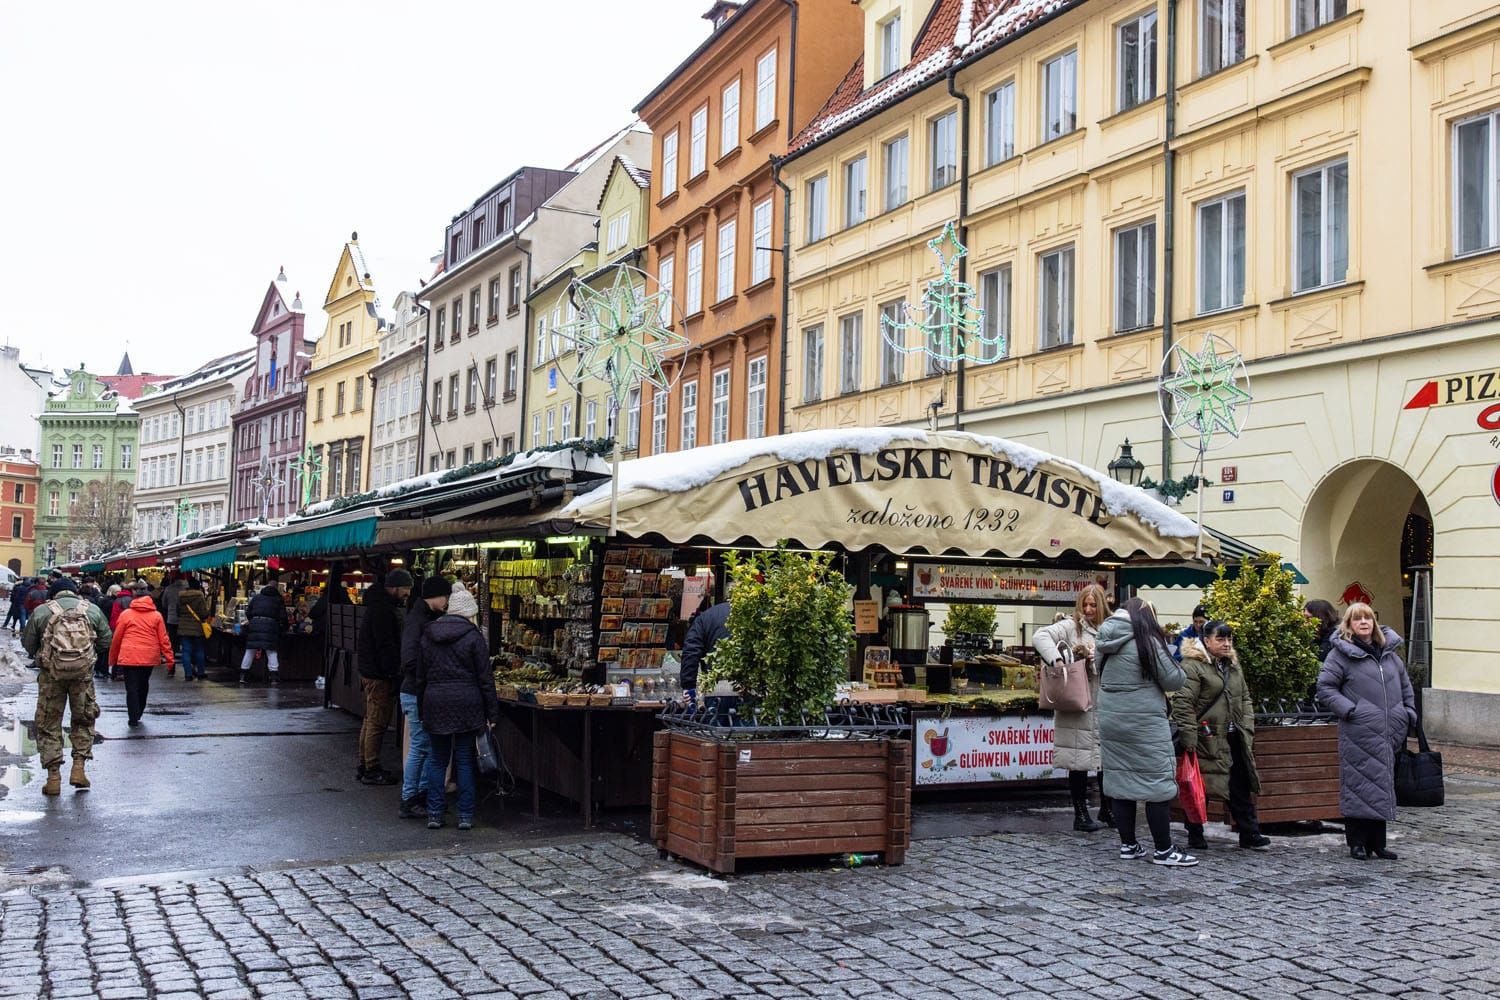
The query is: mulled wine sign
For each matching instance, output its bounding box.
[913,712,1060,785]
[909,563,1114,604]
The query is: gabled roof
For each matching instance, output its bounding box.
[786,0,1084,158]
[595,154,653,210]
[324,235,378,308]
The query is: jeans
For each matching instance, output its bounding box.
[400,692,431,802]
[359,678,397,770]
[426,730,478,820]
[179,635,207,679]
[122,666,154,724]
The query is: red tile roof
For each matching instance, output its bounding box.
[98,373,173,400]
[787,0,1084,157]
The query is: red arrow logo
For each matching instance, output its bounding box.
[1404,381,1439,410]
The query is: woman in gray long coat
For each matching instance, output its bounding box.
[1032,583,1111,832]
[1095,598,1194,866]
[1315,603,1416,861]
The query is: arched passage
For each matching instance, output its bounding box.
[1300,459,1432,625]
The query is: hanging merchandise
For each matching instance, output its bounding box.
[879,221,1001,369]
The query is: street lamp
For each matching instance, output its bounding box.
[1108,439,1145,486]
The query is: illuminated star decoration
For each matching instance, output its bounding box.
[880,221,1001,369]
[551,265,688,407]
[171,496,194,535]
[289,445,324,509]
[1160,335,1252,451]
[251,458,286,519]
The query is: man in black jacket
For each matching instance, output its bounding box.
[680,600,731,700]
[355,569,412,785]
[396,575,449,817]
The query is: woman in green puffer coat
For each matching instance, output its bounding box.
[1095,598,1194,867]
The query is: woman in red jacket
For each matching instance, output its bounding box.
[109,594,174,727]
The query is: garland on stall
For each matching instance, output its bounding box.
[1138,473,1211,503]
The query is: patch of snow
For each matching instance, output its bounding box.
[965,0,1074,56]
[802,48,954,146]
[638,869,728,893]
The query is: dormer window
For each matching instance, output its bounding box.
[878,14,902,78]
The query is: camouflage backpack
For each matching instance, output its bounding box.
[40,600,96,680]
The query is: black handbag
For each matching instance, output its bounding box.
[1395,719,1444,808]
[475,727,502,777]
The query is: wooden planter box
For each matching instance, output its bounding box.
[1188,721,1341,825]
[651,730,912,874]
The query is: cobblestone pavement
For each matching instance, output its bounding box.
[3,768,1498,1000]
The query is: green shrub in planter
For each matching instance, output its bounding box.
[702,546,854,716]
[943,603,996,638]
[1201,556,1319,704]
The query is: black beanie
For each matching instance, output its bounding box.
[421,575,450,599]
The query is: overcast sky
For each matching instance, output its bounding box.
[0,0,716,378]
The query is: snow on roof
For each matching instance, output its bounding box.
[964,0,1075,54]
[421,213,537,295]
[564,120,650,175]
[617,154,651,189]
[347,241,376,292]
[154,349,257,397]
[562,428,1202,540]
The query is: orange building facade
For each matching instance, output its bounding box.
[0,456,41,576]
[634,0,862,453]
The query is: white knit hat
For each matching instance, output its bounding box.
[447,582,479,621]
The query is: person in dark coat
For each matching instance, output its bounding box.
[1304,599,1339,662]
[308,568,351,641]
[1315,603,1416,861]
[417,584,497,831]
[4,578,25,631]
[240,584,287,684]
[1095,598,1194,867]
[354,570,412,785]
[397,575,449,817]
[175,577,212,681]
[679,600,731,698]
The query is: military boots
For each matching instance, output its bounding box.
[42,766,61,796]
[69,759,90,790]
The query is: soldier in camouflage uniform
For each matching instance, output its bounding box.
[22,577,112,795]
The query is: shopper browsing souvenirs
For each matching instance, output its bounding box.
[417,582,498,831]
[1095,598,1195,867]
[1315,603,1417,861]
[1032,583,1112,832]
[1171,621,1270,851]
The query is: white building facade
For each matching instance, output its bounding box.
[133,351,255,543]
[370,290,428,488]
[1,344,57,457]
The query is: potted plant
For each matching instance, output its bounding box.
[651,547,912,873]
[1197,556,1339,824]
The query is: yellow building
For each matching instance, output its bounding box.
[305,233,385,501]
[782,0,1500,740]
[527,155,655,454]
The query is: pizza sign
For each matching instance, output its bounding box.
[1404,366,1500,410]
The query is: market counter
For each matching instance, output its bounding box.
[495,698,665,827]
[210,627,324,682]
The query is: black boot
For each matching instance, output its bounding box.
[1097,798,1115,827]
[1073,800,1103,832]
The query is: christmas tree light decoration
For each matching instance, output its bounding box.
[1159,333,1252,452]
[251,459,286,523]
[879,221,1000,369]
[289,444,324,510]
[551,265,688,407]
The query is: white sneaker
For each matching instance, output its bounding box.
[1119,842,1149,860]
[1151,845,1199,867]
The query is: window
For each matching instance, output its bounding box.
[451,297,463,342]
[435,306,446,347]
[585,400,598,439]
[430,380,442,420]
[710,370,730,444]
[751,199,773,284]
[1042,50,1078,142]
[681,381,698,449]
[49,491,59,516]
[1197,191,1247,313]
[335,381,347,415]
[716,219,737,301]
[806,174,828,242]
[884,134,909,210]
[626,389,641,450]
[1038,246,1076,349]
[661,128,679,197]
[745,356,767,439]
[461,445,473,467]
[1118,10,1158,111]
[1293,160,1348,292]
[686,239,704,314]
[839,313,863,394]
[535,315,548,365]
[658,256,675,323]
[52,444,62,468]
[690,105,708,177]
[562,402,574,439]
[605,400,617,441]
[651,391,668,454]
[11,484,21,503]
[984,83,1015,165]
[606,210,631,253]
[1292,0,1345,36]
[1456,111,1500,256]
[469,287,480,330]
[443,450,454,472]
[802,325,825,402]
[1115,221,1157,331]
[508,265,523,311]
[488,278,501,320]
[10,514,20,539]
[721,79,740,155]
[72,444,82,469]
[1201,0,1245,75]
[930,111,958,189]
[430,455,441,472]
[546,408,556,446]
[504,350,518,397]
[466,366,479,410]
[532,413,542,447]
[755,47,777,131]
[878,14,902,78]
[353,376,364,410]
[501,435,514,455]
[92,444,103,469]
[120,443,131,470]
[447,374,460,417]
[844,155,868,227]
[978,267,1011,362]
[484,359,498,404]
[879,300,906,385]
[316,387,325,421]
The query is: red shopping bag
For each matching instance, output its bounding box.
[1175,751,1207,825]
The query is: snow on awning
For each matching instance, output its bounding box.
[556,429,1214,561]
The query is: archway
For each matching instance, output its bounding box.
[1300,459,1431,625]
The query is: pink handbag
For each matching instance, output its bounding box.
[1039,649,1093,713]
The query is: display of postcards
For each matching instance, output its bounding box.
[621,599,638,617]
[622,575,641,595]
[600,615,622,631]
[651,599,672,618]
[624,548,643,569]
[604,549,627,565]
[639,573,658,593]
[601,597,624,615]
[602,566,626,583]
[597,646,619,662]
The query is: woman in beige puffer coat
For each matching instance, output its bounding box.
[1032,583,1111,832]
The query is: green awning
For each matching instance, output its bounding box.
[180,544,240,571]
[81,561,106,574]
[260,515,379,557]
[1121,560,1309,589]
